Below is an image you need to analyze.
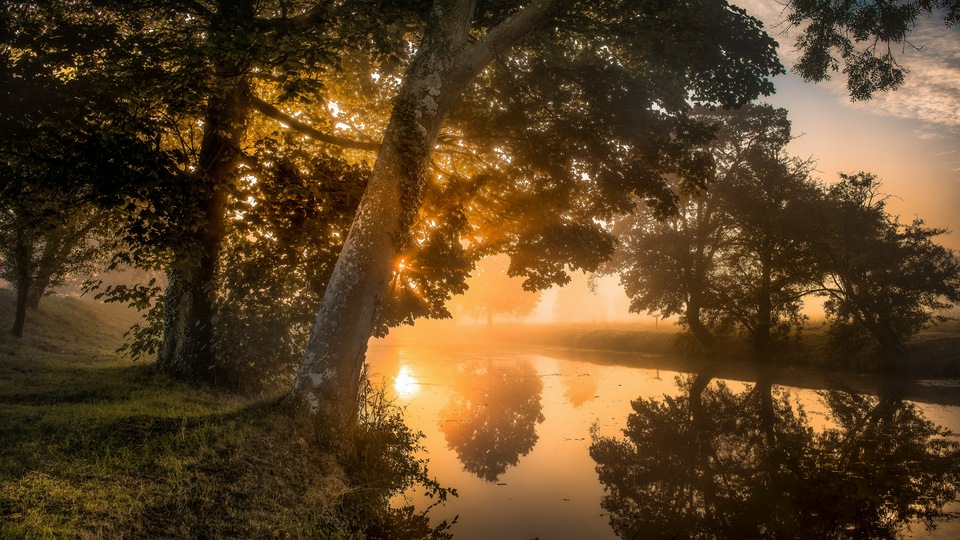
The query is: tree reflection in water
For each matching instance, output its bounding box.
[590,372,960,539]
[561,366,601,408]
[439,360,545,482]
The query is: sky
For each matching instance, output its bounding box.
[737,1,960,250]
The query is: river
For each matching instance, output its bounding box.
[365,340,960,540]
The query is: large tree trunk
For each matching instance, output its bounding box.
[11,224,32,338]
[293,0,559,417]
[685,298,714,351]
[157,77,249,381]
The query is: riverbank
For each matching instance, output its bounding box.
[0,293,448,538]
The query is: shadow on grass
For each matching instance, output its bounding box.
[0,344,454,539]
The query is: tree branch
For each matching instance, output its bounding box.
[247,94,380,151]
[254,5,327,34]
[459,0,569,74]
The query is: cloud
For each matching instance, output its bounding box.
[734,1,960,128]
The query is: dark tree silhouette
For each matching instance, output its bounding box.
[591,375,960,539]
[604,105,821,358]
[811,173,960,364]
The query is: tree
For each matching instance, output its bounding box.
[0,197,111,337]
[293,0,785,416]
[603,105,821,358]
[2,0,407,380]
[710,150,821,357]
[0,9,168,337]
[786,0,960,100]
[448,254,541,328]
[811,173,960,364]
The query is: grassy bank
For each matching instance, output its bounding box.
[526,320,960,377]
[389,317,960,378]
[0,293,446,539]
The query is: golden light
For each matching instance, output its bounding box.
[393,365,420,398]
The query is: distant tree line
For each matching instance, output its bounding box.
[603,105,960,367]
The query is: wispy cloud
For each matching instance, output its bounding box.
[735,1,960,128]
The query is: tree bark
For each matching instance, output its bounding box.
[11,225,32,338]
[157,77,249,381]
[754,240,773,359]
[293,0,562,417]
[686,302,714,350]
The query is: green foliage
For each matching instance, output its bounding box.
[331,376,456,539]
[438,0,784,293]
[214,136,369,390]
[0,294,454,538]
[787,0,960,100]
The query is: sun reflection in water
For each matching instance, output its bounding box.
[393,365,420,398]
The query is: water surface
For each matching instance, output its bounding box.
[365,341,960,539]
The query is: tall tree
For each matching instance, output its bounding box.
[603,105,820,358]
[711,151,821,357]
[293,0,785,416]
[0,4,170,337]
[448,254,542,328]
[811,173,960,364]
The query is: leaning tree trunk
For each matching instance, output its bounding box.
[157,78,248,381]
[293,0,560,417]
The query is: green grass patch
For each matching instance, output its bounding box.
[0,294,449,539]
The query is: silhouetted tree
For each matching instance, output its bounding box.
[811,173,960,364]
[604,105,821,357]
[787,0,960,100]
[448,255,542,328]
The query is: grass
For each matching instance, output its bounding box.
[423,317,960,377]
[0,292,440,539]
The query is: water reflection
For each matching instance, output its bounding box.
[393,365,420,398]
[560,366,601,408]
[591,371,960,539]
[438,360,545,482]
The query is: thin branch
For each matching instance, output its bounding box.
[247,94,380,152]
[255,5,327,34]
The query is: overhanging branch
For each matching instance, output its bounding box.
[248,95,380,152]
